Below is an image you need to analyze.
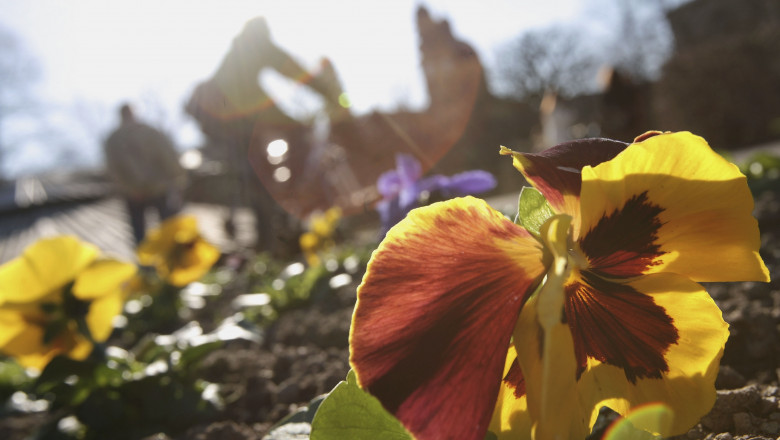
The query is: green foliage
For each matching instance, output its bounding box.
[515,186,555,237]
[0,358,32,409]
[0,257,224,439]
[240,246,372,327]
[307,370,501,440]
[310,370,412,440]
[14,315,256,440]
[738,151,780,194]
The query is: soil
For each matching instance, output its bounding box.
[2,188,779,440]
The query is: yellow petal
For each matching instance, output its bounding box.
[578,273,727,436]
[579,131,769,282]
[517,214,584,440]
[166,239,220,287]
[1,323,50,370]
[0,309,27,348]
[299,231,318,250]
[489,345,532,440]
[1,322,92,371]
[72,259,137,300]
[137,215,199,264]
[516,272,728,438]
[0,236,98,304]
[514,295,592,440]
[86,291,124,342]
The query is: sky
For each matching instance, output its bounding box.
[0,0,669,177]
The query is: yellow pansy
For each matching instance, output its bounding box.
[0,236,136,370]
[300,207,342,267]
[137,215,220,287]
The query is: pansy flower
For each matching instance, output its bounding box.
[349,132,770,439]
[300,207,342,267]
[376,153,497,234]
[0,236,136,370]
[137,215,220,287]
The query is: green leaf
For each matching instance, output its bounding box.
[310,370,412,440]
[177,340,223,369]
[484,431,498,440]
[515,186,555,236]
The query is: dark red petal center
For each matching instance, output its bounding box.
[502,355,526,399]
[519,138,628,209]
[565,271,679,383]
[579,191,665,278]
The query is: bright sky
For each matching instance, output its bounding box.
[0,0,606,177]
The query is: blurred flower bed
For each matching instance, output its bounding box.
[0,211,376,440]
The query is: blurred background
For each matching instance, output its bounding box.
[1,0,779,261]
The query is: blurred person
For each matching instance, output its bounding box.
[186,17,344,254]
[104,103,187,244]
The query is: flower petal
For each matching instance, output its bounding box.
[577,273,728,435]
[0,236,98,305]
[377,169,402,198]
[396,153,422,184]
[579,131,769,282]
[577,191,665,278]
[2,321,92,370]
[440,170,498,196]
[137,215,198,264]
[489,345,532,440]
[138,215,219,286]
[513,295,592,440]
[377,198,404,234]
[167,239,221,287]
[565,271,679,382]
[500,139,628,219]
[0,310,27,349]
[514,272,728,437]
[73,259,137,300]
[87,291,125,342]
[350,196,545,440]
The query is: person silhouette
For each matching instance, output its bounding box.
[103,103,187,244]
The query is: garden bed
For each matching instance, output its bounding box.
[1,186,778,440]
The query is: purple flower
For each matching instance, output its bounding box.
[376,154,496,234]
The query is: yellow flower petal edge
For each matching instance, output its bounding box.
[0,236,98,304]
[579,131,769,282]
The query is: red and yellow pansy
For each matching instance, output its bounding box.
[349,131,770,439]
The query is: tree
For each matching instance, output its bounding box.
[607,0,675,82]
[0,25,41,180]
[492,25,602,103]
